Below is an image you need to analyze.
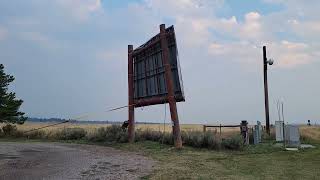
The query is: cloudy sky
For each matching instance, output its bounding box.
[0,0,319,125]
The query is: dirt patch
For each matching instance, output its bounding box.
[0,142,155,180]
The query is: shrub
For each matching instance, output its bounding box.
[248,129,254,144]
[204,131,221,149]
[2,124,18,136]
[88,125,128,143]
[221,135,244,150]
[55,128,87,140]
[182,131,204,148]
[25,130,46,139]
[262,130,275,141]
[161,132,174,145]
[135,129,162,142]
[181,131,220,149]
[300,134,315,144]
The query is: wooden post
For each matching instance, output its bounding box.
[128,45,135,143]
[160,24,182,149]
[203,125,206,132]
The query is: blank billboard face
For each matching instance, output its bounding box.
[132,26,184,106]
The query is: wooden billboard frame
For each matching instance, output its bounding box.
[128,24,183,148]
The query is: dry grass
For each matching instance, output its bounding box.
[12,122,239,136]
[300,125,320,142]
[2,122,320,143]
[12,122,231,131]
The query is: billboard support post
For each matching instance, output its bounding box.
[160,24,182,149]
[128,45,135,143]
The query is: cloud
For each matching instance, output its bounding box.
[289,20,320,40]
[208,40,317,69]
[133,0,320,69]
[0,26,8,40]
[145,0,224,18]
[208,41,260,65]
[56,0,102,21]
[269,41,315,68]
[142,0,225,48]
[19,31,60,49]
[1,0,320,123]
[96,48,126,62]
[239,12,263,40]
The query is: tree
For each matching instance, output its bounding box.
[0,64,26,124]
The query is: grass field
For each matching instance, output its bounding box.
[10,122,320,142]
[115,141,320,180]
[1,122,320,179]
[15,122,207,132]
[12,122,240,138]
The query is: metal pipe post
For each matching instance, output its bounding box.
[128,45,135,142]
[160,24,182,149]
[263,46,270,135]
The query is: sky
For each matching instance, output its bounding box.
[0,0,319,125]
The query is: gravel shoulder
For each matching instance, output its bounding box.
[0,142,155,180]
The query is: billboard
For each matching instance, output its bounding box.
[132,25,184,107]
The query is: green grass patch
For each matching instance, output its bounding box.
[115,141,320,180]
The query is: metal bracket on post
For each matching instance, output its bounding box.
[160,24,182,149]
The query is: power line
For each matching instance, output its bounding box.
[23,104,133,134]
[24,120,70,134]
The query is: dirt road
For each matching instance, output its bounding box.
[0,142,155,180]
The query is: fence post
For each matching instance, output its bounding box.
[203,125,206,132]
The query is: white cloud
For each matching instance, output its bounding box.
[56,0,102,21]
[96,49,126,62]
[145,0,224,18]
[19,31,63,50]
[208,41,260,65]
[0,26,8,40]
[290,21,320,40]
[239,12,263,40]
[208,40,318,69]
[142,0,225,48]
[20,31,49,43]
[281,40,308,49]
[136,0,319,69]
[269,41,315,68]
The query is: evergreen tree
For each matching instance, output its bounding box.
[0,64,26,124]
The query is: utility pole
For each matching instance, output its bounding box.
[263,46,273,135]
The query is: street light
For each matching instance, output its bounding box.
[267,58,274,65]
[263,46,274,135]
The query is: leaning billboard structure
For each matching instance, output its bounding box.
[128,24,184,148]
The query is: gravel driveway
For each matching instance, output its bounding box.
[0,142,155,180]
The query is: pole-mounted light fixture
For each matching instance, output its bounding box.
[267,58,274,65]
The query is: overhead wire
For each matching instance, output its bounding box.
[23,120,70,133]
[23,104,134,134]
[23,96,176,134]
